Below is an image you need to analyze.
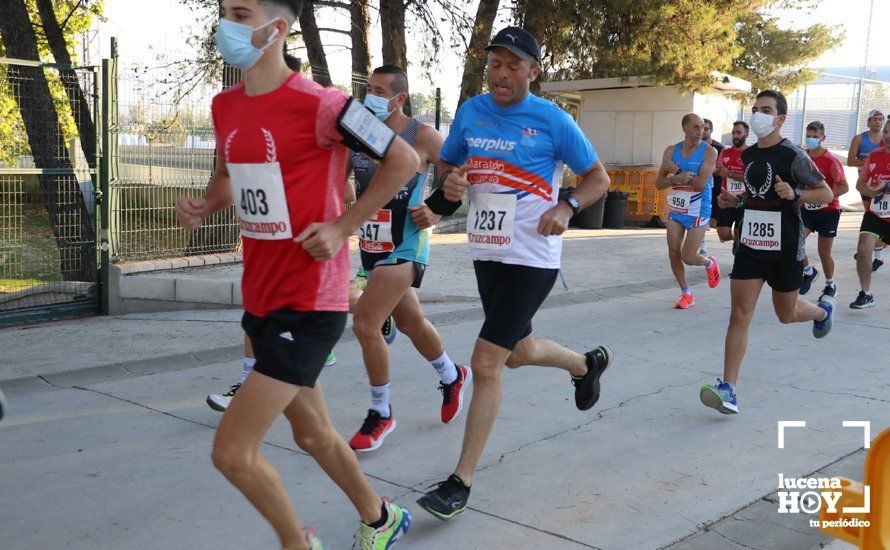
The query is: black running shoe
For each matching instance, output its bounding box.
[799,267,819,295]
[850,291,876,309]
[819,283,837,301]
[573,346,613,411]
[874,259,884,272]
[0,387,6,422]
[416,474,470,521]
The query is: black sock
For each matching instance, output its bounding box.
[366,501,388,529]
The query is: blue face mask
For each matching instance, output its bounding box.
[805,137,821,150]
[363,93,399,121]
[215,18,280,70]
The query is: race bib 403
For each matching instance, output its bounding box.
[228,162,293,240]
[467,193,516,250]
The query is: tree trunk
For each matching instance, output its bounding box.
[379,0,411,115]
[458,0,500,109]
[513,0,545,94]
[34,0,97,174]
[299,0,332,87]
[0,0,96,282]
[349,0,371,99]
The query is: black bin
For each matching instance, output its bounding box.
[603,191,628,228]
[574,194,606,229]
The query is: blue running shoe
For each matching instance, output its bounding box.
[799,267,819,295]
[700,378,738,414]
[813,295,835,339]
[381,316,398,346]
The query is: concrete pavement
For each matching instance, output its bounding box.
[1,213,883,549]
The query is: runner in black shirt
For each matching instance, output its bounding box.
[699,90,836,415]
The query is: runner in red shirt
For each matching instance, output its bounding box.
[800,121,848,300]
[851,119,890,309]
[713,121,749,249]
[175,1,418,547]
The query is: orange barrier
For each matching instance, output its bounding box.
[820,427,890,548]
[607,169,668,221]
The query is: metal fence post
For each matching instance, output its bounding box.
[99,37,118,314]
[435,87,441,131]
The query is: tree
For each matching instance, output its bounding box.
[511,0,840,94]
[458,0,500,108]
[732,7,842,93]
[0,0,97,282]
[379,0,410,115]
[299,0,332,86]
[349,0,371,95]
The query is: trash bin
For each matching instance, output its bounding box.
[575,194,606,229]
[603,191,628,228]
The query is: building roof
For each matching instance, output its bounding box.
[541,72,752,99]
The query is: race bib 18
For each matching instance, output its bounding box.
[358,209,394,253]
[871,194,890,219]
[467,193,516,250]
[228,162,293,240]
[740,209,781,251]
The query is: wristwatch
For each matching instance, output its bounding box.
[562,195,582,216]
[794,188,803,200]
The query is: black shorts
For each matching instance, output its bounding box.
[474,260,557,351]
[710,181,722,220]
[730,249,804,292]
[715,205,742,229]
[801,209,841,238]
[242,309,346,387]
[860,211,890,245]
[361,254,426,289]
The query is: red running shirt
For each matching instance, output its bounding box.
[862,149,890,221]
[806,151,845,211]
[212,72,350,316]
[718,147,746,195]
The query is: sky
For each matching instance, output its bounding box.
[91,0,890,110]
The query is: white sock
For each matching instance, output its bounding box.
[803,266,815,276]
[431,351,458,384]
[706,258,714,268]
[826,278,835,286]
[875,248,885,261]
[241,358,255,383]
[370,383,391,417]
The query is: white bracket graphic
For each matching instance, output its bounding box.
[778,420,807,449]
[842,421,871,449]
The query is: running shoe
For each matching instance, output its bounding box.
[416,474,470,521]
[799,267,819,295]
[0,387,6,422]
[850,291,876,309]
[813,296,835,339]
[325,352,337,367]
[381,315,398,346]
[349,409,397,452]
[700,378,738,414]
[305,527,325,550]
[874,259,885,272]
[439,365,471,424]
[706,256,721,288]
[353,267,369,290]
[573,346,613,411]
[353,499,412,549]
[674,293,695,309]
[206,383,240,412]
[819,283,837,301]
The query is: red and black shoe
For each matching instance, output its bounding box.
[349,408,397,452]
[439,365,471,424]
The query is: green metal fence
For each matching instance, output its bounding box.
[0,56,102,324]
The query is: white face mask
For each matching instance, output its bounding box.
[750,111,777,139]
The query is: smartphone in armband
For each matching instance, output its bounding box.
[337,98,396,161]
